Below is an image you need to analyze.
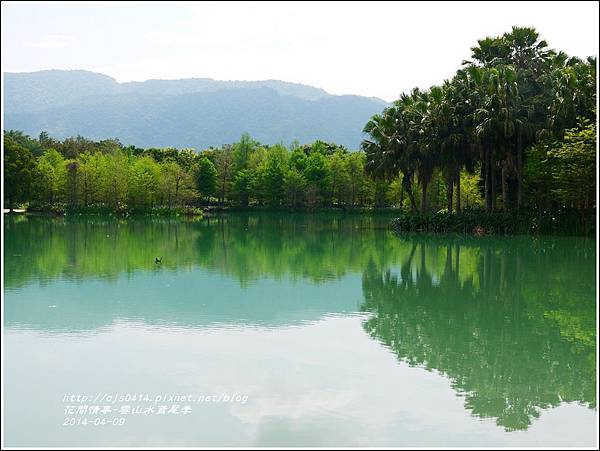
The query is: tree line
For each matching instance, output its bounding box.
[2,130,487,213]
[362,26,596,213]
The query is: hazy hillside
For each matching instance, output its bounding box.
[4,70,388,149]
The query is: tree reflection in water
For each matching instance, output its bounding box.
[4,214,596,431]
[360,236,596,431]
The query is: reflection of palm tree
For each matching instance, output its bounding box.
[361,238,596,431]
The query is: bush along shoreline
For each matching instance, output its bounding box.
[390,208,595,236]
[22,203,204,218]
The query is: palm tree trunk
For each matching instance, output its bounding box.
[491,157,496,211]
[421,179,428,214]
[446,169,453,213]
[399,181,404,210]
[403,172,418,213]
[407,190,417,212]
[517,131,523,209]
[501,160,508,210]
[485,145,492,212]
[455,169,461,214]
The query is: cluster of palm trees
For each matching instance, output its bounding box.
[362,27,596,213]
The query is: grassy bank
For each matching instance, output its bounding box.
[390,208,595,236]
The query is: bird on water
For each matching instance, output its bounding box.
[155,257,162,264]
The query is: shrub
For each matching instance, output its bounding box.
[390,208,594,236]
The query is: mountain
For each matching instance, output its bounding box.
[4,70,388,149]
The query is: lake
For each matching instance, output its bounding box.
[3,213,597,447]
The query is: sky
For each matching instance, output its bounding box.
[2,1,598,101]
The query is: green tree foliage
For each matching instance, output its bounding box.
[526,117,596,210]
[128,155,162,209]
[4,137,38,211]
[304,149,332,208]
[4,136,203,212]
[260,144,288,206]
[214,146,234,205]
[5,130,43,155]
[36,148,66,204]
[233,133,260,170]
[4,131,378,212]
[231,169,253,207]
[161,160,196,207]
[195,156,218,202]
[362,26,596,214]
[284,168,306,207]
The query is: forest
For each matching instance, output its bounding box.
[3,27,596,229]
[4,131,411,213]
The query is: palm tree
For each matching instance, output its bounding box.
[362,26,595,214]
[464,65,494,211]
[402,88,436,213]
[423,85,452,212]
[449,70,480,213]
[362,105,419,212]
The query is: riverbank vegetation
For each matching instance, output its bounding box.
[390,208,593,235]
[3,27,596,234]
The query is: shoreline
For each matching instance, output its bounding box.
[4,207,595,236]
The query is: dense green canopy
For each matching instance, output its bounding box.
[362,26,596,213]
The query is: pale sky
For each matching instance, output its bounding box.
[2,1,598,101]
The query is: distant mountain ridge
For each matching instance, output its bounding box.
[4,70,388,149]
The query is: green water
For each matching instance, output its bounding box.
[3,213,597,447]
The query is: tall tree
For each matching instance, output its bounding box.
[4,137,37,211]
[195,156,218,203]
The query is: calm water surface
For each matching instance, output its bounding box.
[3,213,597,447]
